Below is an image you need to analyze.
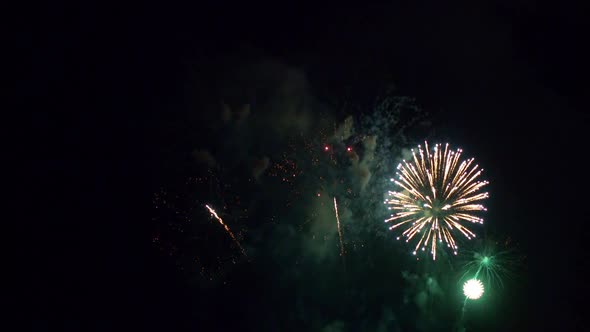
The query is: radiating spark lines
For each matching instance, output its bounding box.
[385,142,489,260]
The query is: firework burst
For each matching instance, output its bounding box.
[460,237,523,289]
[385,142,489,260]
[463,278,484,300]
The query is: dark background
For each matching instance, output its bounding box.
[24,1,587,330]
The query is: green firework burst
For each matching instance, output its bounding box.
[459,237,523,289]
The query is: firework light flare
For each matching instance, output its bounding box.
[333,197,345,256]
[385,142,489,260]
[463,278,484,300]
[205,204,247,257]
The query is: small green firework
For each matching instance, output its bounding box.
[459,236,523,289]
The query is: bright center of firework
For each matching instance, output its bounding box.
[463,279,484,300]
[384,142,489,261]
[482,256,490,265]
[423,199,451,218]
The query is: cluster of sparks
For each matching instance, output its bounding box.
[463,278,484,300]
[205,204,247,257]
[385,142,489,260]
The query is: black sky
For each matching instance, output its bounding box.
[25,1,588,331]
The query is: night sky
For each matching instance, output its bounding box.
[27,1,588,331]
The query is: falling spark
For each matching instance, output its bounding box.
[385,142,489,260]
[205,204,247,257]
[334,197,345,256]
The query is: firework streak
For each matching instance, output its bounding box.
[205,204,247,257]
[334,197,345,256]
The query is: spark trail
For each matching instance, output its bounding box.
[458,261,485,329]
[334,197,345,256]
[205,204,247,257]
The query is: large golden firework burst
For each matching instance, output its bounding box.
[385,142,489,260]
